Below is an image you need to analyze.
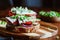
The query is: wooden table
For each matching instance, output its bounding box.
[0,8,59,40]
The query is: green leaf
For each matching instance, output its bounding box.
[19,17,23,20]
[11,15,18,19]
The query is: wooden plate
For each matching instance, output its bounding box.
[0,18,58,39]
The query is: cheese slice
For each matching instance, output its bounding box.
[6,17,16,23]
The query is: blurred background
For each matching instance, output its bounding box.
[0,0,60,10]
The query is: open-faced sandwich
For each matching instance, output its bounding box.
[39,11,60,22]
[0,20,7,28]
[6,6,40,33]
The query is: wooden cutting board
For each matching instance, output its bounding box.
[0,20,58,39]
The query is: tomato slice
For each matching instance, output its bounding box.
[17,28,27,33]
[8,11,15,16]
[24,21,32,25]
